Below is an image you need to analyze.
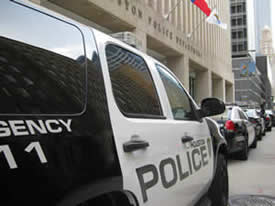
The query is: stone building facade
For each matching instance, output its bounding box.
[31,0,234,103]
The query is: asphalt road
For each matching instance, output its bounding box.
[228,128,275,196]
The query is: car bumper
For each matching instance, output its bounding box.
[224,133,246,154]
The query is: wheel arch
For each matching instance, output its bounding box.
[56,177,130,206]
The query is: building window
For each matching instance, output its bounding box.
[232,32,237,39]
[231,6,236,14]
[237,18,242,25]
[237,5,242,12]
[238,44,243,51]
[231,19,237,26]
[105,44,163,118]
[232,45,237,52]
[238,31,243,38]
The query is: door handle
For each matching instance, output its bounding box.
[123,139,150,153]
[181,136,194,143]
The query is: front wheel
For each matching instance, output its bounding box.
[208,154,228,206]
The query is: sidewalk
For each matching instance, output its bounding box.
[228,129,275,196]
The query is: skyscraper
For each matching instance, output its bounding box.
[230,0,256,58]
[260,26,273,56]
[255,0,272,56]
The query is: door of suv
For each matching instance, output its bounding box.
[154,64,214,204]
[102,43,191,206]
[100,41,213,206]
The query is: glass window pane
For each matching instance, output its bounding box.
[156,65,196,121]
[106,45,162,118]
[0,2,86,114]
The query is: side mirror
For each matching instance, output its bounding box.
[199,98,225,118]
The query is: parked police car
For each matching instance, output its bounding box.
[0,1,228,206]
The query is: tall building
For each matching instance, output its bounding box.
[260,26,273,56]
[232,58,265,107]
[30,0,234,103]
[230,0,256,58]
[256,56,273,109]
[230,0,274,107]
[255,0,272,56]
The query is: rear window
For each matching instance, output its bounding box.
[246,110,257,117]
[212,108,232,120]
[0,2,86,115]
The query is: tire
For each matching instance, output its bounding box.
[251,136,257,149]
[267,127,272,132]
[258,132,262,141]
[239,139,248,161]
[263,130,266,136]
[208,154,228,206]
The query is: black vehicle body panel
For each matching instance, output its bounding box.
[270,114,275,126]
[0,1,122,205]
[205,118,227,174]
[248,117,262,137]
[214,119,246,154]
[265,115,272,130]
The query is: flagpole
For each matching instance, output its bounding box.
[187,14,208,38]
[163,0,184,20]
[187,4,217,39]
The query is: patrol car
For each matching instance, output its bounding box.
[0,1,228,206]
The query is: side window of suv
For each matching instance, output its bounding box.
[105,45,163,118]
[156,64,197,121]
[0,2,86,115]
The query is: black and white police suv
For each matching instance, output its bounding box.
[0,1,228,206]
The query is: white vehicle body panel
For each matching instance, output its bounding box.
[92,29,214,206]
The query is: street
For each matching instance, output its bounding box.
[228,129,275,196]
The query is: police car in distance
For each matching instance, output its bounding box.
[0,1,228,206]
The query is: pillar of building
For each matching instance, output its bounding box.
[213,78,226,101]
[195,70,212,103]
[226,82,234,103]
[167,55,190,92]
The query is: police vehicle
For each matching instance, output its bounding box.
[0,1,228,206]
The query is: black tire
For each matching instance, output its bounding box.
[263,130,266,136]
[239,139,248,161]
[208,154,228,206]
[258,132,262,141]
[251,136,257,149]
[267,127,272,132]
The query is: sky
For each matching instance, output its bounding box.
[273,1,275,48]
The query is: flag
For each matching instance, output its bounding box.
[240,61,256,77]
[190,0,211,16]
[206,9,227,30]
